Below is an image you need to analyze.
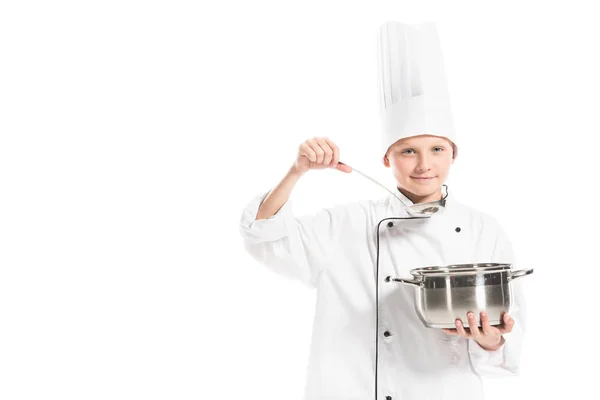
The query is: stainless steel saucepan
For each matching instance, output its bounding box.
[393,263,534,329]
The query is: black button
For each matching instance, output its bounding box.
[384,331,391,337]
[385,276,391,282]
[386,396,393,400]
[455,227,461,232]
[387,221,394,228]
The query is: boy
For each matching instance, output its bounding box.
[239,21,526,400]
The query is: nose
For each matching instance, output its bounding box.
[415,154,432,172]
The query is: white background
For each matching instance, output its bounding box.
[1,1,598,399]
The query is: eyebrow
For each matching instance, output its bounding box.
[399,143,448,148]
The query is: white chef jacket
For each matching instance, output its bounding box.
[239,187,527,400]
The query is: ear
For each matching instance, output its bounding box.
[383,154,390,168]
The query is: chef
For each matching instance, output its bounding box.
[239,21,527,400]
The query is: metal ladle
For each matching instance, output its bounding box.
[339,162,448,217]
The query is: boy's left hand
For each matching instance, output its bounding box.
[442,311,514,351]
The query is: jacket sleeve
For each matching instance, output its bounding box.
[239,190,350,289]
[468,220,528,378]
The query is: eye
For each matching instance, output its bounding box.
[433,147,444,152]
[401,149,415,155]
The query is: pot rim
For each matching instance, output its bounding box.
[410,263,512,276]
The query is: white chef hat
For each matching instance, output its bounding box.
[377,21,458,159]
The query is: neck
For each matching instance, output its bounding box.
[398,187,443,204]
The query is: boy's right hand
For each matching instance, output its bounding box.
[294,137,352,174]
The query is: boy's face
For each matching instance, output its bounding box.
[383,135,456,200]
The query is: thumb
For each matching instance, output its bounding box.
[335,161,352,173]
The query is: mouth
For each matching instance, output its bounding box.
[411,176,436,181]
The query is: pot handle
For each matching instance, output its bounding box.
[392,278,423,287]
[508,268,534,281]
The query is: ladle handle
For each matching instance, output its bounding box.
[339,161,411,209]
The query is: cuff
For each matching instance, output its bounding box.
[239,191,294,244]
[468,336,506,366]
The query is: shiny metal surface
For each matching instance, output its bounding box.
[393,264,534,328]
[412,262,513,276]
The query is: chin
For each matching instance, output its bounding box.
[404,182,440,197]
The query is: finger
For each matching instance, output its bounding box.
[323,137,340,167]
[300,143,317,162]
[480,311,494,336]
[308,139,325,163]
[442,328,460,335]
[455,319,469,338]
[467,312,481,338]
[336,161,352,173]
[498,313,515,334]
[315,138,333,165]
